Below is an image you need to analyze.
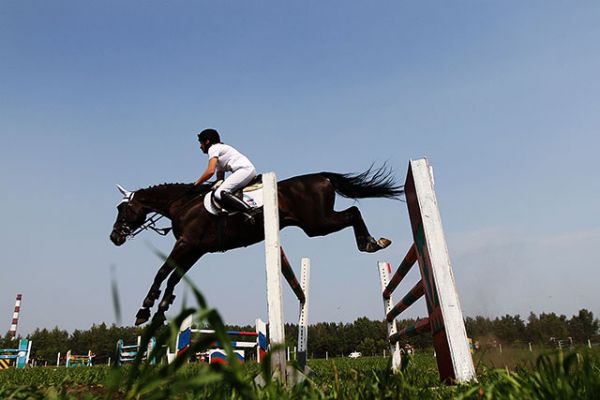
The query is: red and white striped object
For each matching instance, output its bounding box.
[9,294,22,338]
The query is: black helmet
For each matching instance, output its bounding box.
[197,128,221,144]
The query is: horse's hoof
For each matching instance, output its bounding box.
[361,238,391,253]
[377,238,391,249]
[135,308,150,326]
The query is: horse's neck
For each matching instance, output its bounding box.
[137,185,193,217]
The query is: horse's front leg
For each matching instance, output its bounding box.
[154,252,203,323]
[135,240,202,325]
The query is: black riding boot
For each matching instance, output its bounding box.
[220,191,257,222]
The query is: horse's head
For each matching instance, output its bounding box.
[110,185,148,246]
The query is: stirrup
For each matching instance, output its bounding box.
[243,207,262,223]
[242,212,256,224]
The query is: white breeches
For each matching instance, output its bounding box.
[214,166,257,200]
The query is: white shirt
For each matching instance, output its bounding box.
[208,143,254,172]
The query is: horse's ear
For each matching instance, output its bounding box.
[116,184,132,197]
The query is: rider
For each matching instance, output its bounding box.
[194,128,258,219]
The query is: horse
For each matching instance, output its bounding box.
[110,166,404,325]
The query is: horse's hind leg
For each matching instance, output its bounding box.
[300,205,391,253]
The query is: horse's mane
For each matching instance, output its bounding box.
[136,182,212,203]
[144,182,194,190]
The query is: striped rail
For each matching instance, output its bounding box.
[167,316,268,365]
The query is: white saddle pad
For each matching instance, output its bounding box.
[203,187,264,216]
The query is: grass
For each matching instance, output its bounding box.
[2,347,600,399]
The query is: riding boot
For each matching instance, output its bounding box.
[220,191,257,222]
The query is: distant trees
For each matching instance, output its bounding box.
[20,324,146,366]
[568,309,599,342]
[3,308,597,364]
[465,309,599,347]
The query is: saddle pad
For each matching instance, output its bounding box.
[203,186,265,216]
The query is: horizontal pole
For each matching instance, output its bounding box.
[280,248,306,304]
[226,331,258,337]
[197,329,258,337]
[213,342,257,349]
[383,244,418,299]
[386,279,425,322]
[389,317,430,344]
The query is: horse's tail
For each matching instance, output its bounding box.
[320,164,404,200]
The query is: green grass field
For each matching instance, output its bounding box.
[1,347,600,399]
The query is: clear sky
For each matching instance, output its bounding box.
[1,1,599,335]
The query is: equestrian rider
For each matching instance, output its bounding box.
[194,129,258,219]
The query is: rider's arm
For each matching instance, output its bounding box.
[194,157,218,186]
[216,169,225,181]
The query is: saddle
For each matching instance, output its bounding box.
[210,174,263,212]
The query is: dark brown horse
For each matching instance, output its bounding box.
[110,167,403,325]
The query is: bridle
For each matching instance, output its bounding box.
[130,213,171,238]
[115,193,172,240]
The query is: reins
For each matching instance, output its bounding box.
[130,213,171,238]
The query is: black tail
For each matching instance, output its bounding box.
[321,164,404,200]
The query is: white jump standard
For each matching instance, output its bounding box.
[116,337,157,366]
[263,172,312,383]
[377,158,476,384]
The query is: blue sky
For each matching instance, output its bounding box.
[1,1,599,335]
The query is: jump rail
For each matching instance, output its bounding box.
[116,336,156,366]
[65,350,93,367]
[377,158,476,384]
[166,315,268,365]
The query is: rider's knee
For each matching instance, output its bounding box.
[213,187,224,201]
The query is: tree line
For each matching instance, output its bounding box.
[1,309,597,365]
